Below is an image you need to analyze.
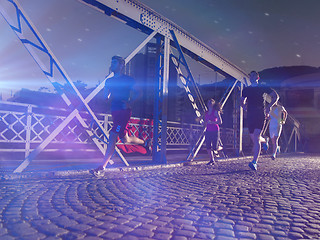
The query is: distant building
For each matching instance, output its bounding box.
[127,43,179,121]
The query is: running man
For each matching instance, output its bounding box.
[93,56,146,175]
[269,101,287,160]
[241,71,279,171]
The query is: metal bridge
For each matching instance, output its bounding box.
[0,0,301,173]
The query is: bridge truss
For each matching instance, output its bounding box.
[0,0,250,172]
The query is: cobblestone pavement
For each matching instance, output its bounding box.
[1,153,320,239]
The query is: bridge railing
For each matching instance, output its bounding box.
[0,100,302,161]
[282,113,302,153]
[0,101,238,160]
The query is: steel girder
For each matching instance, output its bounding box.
[0,0,251,172]
[0,0,157,172]
[80,0,248,158]
[79,0,249,84]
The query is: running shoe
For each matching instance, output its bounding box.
[206,160,215,166]
[217,145,223,151]
[91,165,105,177]
[248,161,257,171]
[213,150,220,158]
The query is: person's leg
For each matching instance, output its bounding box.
[271,136,276,158]
[271,136,279,159]
[207,150,215,164]
[247,111,264,170]
[269,123,277,159]
[96,109,123,171]
[272,125,282,159]
[248,128,262,171]
[101,131,118,168]
[120,109,145,146]
[205,132,215,164]
[251,128,262,163]
[212,130,219,157]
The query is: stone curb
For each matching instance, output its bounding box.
[0,155,253,180]
[0,152,304,180]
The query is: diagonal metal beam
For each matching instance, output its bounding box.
[170,30,207,114]
[0,0,157,172]
[79,0,249,83]
[0,0,113,172]
[13,30,157,172]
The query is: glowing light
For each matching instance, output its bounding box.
[296,54,301,58]
[264,13,270,16]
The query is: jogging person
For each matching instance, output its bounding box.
[241,71,279,171]
[93,56,146,175]
[204,98,222,165]
[269,101,287,160]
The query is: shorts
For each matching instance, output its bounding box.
[269,122,282,138]
[111,108,131,139]
[247,110,266,134]
[205,130,219,151]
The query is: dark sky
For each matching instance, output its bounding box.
[0,0,319,100]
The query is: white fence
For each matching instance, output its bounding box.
[0,101,237,160]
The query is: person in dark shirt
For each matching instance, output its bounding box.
[93,56,145,175]
[242,71,279,170]
[204,98,222,165]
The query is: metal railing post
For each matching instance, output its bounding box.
[24,105,32,158]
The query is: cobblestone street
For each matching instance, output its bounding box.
[1,153,320,239]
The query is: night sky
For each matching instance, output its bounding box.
[0,0,319,100]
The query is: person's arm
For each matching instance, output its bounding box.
[240,96,247,110]
[216,111,222,125]
[208,111,222,125]
[240,87,247,110]
[265,90,279,115]
[196,112,206,125]
[126,78,142,108]
[282,106,288,124]
[104,81,111,102]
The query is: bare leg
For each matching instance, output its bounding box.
[272,136,280,158]
[250,129,262,163]
[102,131,118,168]
[208,149,214,161]
[206,149,215,165]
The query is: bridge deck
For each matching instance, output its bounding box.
[0,152,235,174]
